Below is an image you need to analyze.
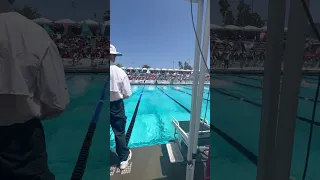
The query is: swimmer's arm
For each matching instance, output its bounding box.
[121,75,132,99]
[37,42,70,120]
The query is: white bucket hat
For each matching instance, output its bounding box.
[110,44,122,56]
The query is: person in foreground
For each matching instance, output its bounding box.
[109,44,132,170]
[0,0,69,179]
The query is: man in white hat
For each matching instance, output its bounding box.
[0,0,69,179]
[109,44,132,170]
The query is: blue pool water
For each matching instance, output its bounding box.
[210,74,320,180]
[110,85,211,149]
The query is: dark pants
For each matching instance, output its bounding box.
[0,118,54,180]
[110,99,130,162]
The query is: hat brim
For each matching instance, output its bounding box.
[110,52,123,56]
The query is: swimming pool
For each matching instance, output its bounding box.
[110,84,211,150]
[42,74,109,180]
[210,74,320,180]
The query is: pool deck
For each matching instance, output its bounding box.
[110,143,207,180]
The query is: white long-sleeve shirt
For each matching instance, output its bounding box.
[0,12,69,126]
[110,65,132,102]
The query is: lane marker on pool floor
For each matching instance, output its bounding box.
[170,87,210,101]
[126,85,146,144]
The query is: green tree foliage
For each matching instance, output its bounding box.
[115,63,123,67]
[142,64,151,68]
[178,61,184,69]
[103,10,110,21]
[218,0,264,27]
[183,61,193,70]
[235,0,264,27]
[14,6,41,20]
[218,0,232,25]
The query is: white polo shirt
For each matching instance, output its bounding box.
[0,12,69,126]
[110,64,132,102]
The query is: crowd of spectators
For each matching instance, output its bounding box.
[210,30,320,70]
[124,69,210,83]
[40,24,110,67]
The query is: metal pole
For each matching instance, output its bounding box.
[186,0,204,179]
[275,0,308,179]
[192,1,210,179]
[256,0,286,179]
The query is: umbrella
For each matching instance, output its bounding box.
[243,25,262,32]
[43,24,54,35]
[79,19,99,26]
[210,24,223,30]
[55,19,76,24]
[33,17,52,24]
[224,25,243,31]
[80,22,92,36]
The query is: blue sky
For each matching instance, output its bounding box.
[111,0,210,69]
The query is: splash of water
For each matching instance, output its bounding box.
[131,86,138,93]
[147,86,155,91]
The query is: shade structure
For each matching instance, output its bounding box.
[243,25,262,32]
[224,25,243,31]
[55,18,76,24]
[43,24,54,35]
[80,22,93,36]
[210,24,223,30]
[79,19,99,26]
[33,17,52,24]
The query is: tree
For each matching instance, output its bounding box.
[235,0,264,27]
[142,64,150,68]
[224,10,235,25]
[218,0,232,25]
[103,10,110,21]
[14,6,41,20]
[183,61,193,70]
[115,63,123,67]
[178,61,183,69]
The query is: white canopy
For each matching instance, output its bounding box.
[243,25,262,32]
[142,68,147,70]
[155,68,161,71]
[210,24,223,30]
[224,25,243,31]
[127,67,133,69]
[55,19,76,24]
[149,68,154,70]
[79,19,99,25]
[135,67,141,70]
[161,68,167,71]
[167,69,173,71]
[33,17,52,24]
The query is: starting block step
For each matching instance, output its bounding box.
[166,143,184,163]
